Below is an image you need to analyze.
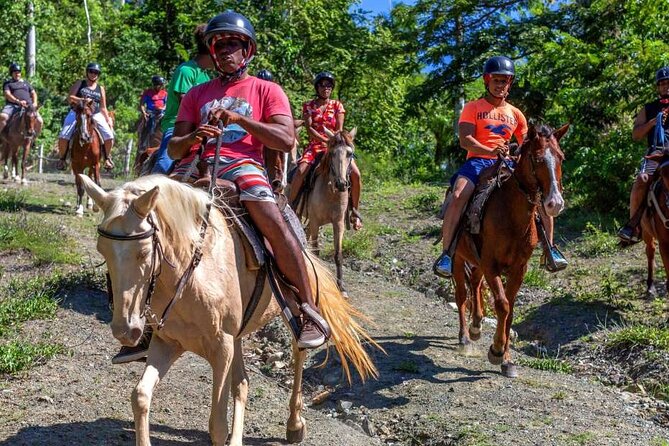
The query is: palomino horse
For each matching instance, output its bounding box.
[640,153,669,296]
[70,99,102,216]
[0,105,39,184]
[78,174,378,446]
[298,127,356,294]
[453,123,568,378]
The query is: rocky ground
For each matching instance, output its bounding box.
[0,173,668,445]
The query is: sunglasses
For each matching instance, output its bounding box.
[318,83,334,89]
[88,70,100,75]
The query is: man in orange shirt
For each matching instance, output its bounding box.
[434,56,567,277]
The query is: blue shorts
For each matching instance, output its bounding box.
[150,127,174,174]
[450,157,498,187]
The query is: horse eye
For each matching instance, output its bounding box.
[346,148,354,156]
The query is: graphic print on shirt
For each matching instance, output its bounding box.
[485,123,512,137]
[199,96,252,144]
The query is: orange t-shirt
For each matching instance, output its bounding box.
[458,98,528,159]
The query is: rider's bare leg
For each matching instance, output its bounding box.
[441,176,475,252]
[103,139,114,170]
[349,160,363,230]
[244,199,330,348]
[630,175,650,220]
[0,113,9,134]
[35,114,43,136]
[56,138,68,170]
[288,162,309,205]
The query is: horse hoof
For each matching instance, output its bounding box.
[21,178,28,185]
[501,362,518,378]
[646,286,658,299]
[469,325,481,341]
[487,345,504,365]
[92,204,100,213]
[286,424,306,444]
[458,341,476,356]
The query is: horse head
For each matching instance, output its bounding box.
[74,98,95,144]
[322,127,356,192]
[519,123,569,217]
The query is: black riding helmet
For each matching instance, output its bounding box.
[483,56,515,77]
[151,75,165,85]
[256,69,273,81]
[8,63,20,74]
[204,11,257,60]
[314,71,335,88]
[656,67,669,84]
[86,62,101,74]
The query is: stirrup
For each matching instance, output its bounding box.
[542,245,568,272]
[56,158,67,171]
[617,225,641,244]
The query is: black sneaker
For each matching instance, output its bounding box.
[111,329,152,364]
[617,225,641,244]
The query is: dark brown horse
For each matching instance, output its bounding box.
[640,153,669,296]
[70,99,101,216]
[0,105,39,184]
[453,123,569,378]
[134,111,163,174]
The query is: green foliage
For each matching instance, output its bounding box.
[0,341,64,375]
[518,357,574,374]
[523,266,549,289]
[0,274,61,336]
[0,189,27,212]
[607,326,669,351]
[573,223,619,258]
[0,213,81,264]
[404,190,441,213]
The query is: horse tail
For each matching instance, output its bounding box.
[305,252,382,383]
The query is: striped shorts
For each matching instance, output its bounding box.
[172,156,275,203]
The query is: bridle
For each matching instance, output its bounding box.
[326,138,354,191]
[96,205,207,330]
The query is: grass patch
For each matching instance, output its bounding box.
[0,341,64,374]
[607,326,669,351]
[0,188,27,212]
[563,432,595,445]
[523,266,550,289]
[572,222,618,258]
[404,190,441,213]
[456,425,493,446]
[0,213,81,264]
[0,275,61,337]
[518,357,573,374]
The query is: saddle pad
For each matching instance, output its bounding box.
[465,159,511,235]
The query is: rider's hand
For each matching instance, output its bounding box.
[216,108,242,127]
[193,123,222,142]
[492,144,509,157]
[19,100,27,108]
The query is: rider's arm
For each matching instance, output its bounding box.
[139,92,147,115]
[303,109,328,143]
[632,107,657,142]
[31,89,37,107]
[4,88,20,105]
[168,120,219,160]
[459,122,504,157]
[231,113,295,152]
[335,108,345,132]
[67,81,83,105]
[99,86,113,127]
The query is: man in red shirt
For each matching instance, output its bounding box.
[168,11,330,350]
[138,75,167,152]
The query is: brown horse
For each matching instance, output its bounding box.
[640,154,669,296]
[0,105,39,185]
[297,127,356,294]
[453,123,569,378]
[70,99,101,216]
[78,174,378,446]
[135,111,163,174]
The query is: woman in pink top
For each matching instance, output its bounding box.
[289,72,363,230]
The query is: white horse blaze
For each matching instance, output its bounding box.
[542,149,564,217]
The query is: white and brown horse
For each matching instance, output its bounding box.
[0,105,39,184]
[79,174,378,446]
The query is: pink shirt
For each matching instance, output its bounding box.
[176,76,292,164]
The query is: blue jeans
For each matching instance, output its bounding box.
[151,127,174,174]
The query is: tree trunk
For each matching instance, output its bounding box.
[26,1,35,78]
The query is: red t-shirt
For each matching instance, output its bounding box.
[140,88,167,111]
[459,98,528,159]
[302,99,345,152]
[176,76,292,163]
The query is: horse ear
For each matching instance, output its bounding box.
[527,125,537,140]
[79,174,108,207]
[553,123,570,141]
[348,127,357,141]
[323,127,335,139]
[132,186,160,219]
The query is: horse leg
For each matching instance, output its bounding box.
[644,231,657,297]
[306,221,320,255]
[453,256,474,355]
[21,141,30,185]
[132,335,183,446]
[657,240,669,296]
[333,218,346,295]
[11,148,19,182]
[468,267,484,342]
[209,334,235,446]
[482,271,508,367]
[286,341,307,443]
[498,268,525,378]
[74,171,85,216]
[228,338,248,446]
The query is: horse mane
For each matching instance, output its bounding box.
[524,123,565,161]
[104,175,211,263]
[318,131,353,175]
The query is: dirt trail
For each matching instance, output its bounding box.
[0,175,667,445]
